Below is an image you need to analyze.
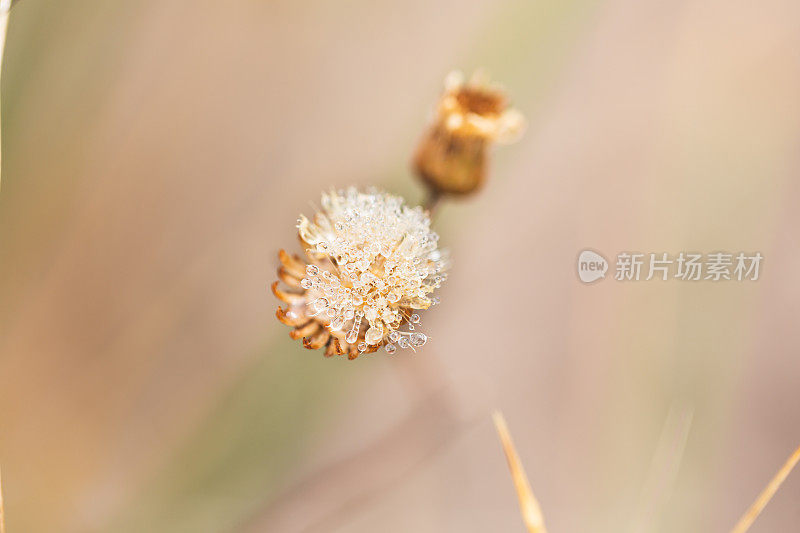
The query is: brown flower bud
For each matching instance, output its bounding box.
[414,71,525,197]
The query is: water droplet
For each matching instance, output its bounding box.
[330,316,344,331]
[345,329,358,344]
[300,278,313,289]
[410,333,427,346]
[326,307,337,318]
[385,343,397,355]
[313,298,328,312]
[306,264,319,276]
[398,337,410,349]
[357,342,367,352]
[388,331,400,342]
[410,314,421,324]
[365,326,383,345]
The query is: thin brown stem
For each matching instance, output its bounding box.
[422,188,443,219]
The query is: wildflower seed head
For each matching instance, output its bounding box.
[273,188,448,358]
[414,70,525,196]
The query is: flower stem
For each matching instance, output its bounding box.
[423,189,442,219]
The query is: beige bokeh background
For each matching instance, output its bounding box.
[1,1,799,532]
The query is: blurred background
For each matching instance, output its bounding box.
[0,0,799,532]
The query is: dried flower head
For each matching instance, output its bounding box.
[414,70,525,196]
[273,188,448,359]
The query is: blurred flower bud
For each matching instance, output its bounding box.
[414,71,525,196]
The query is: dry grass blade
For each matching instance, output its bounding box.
[492,411,547,533]
[730,443,800,533]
